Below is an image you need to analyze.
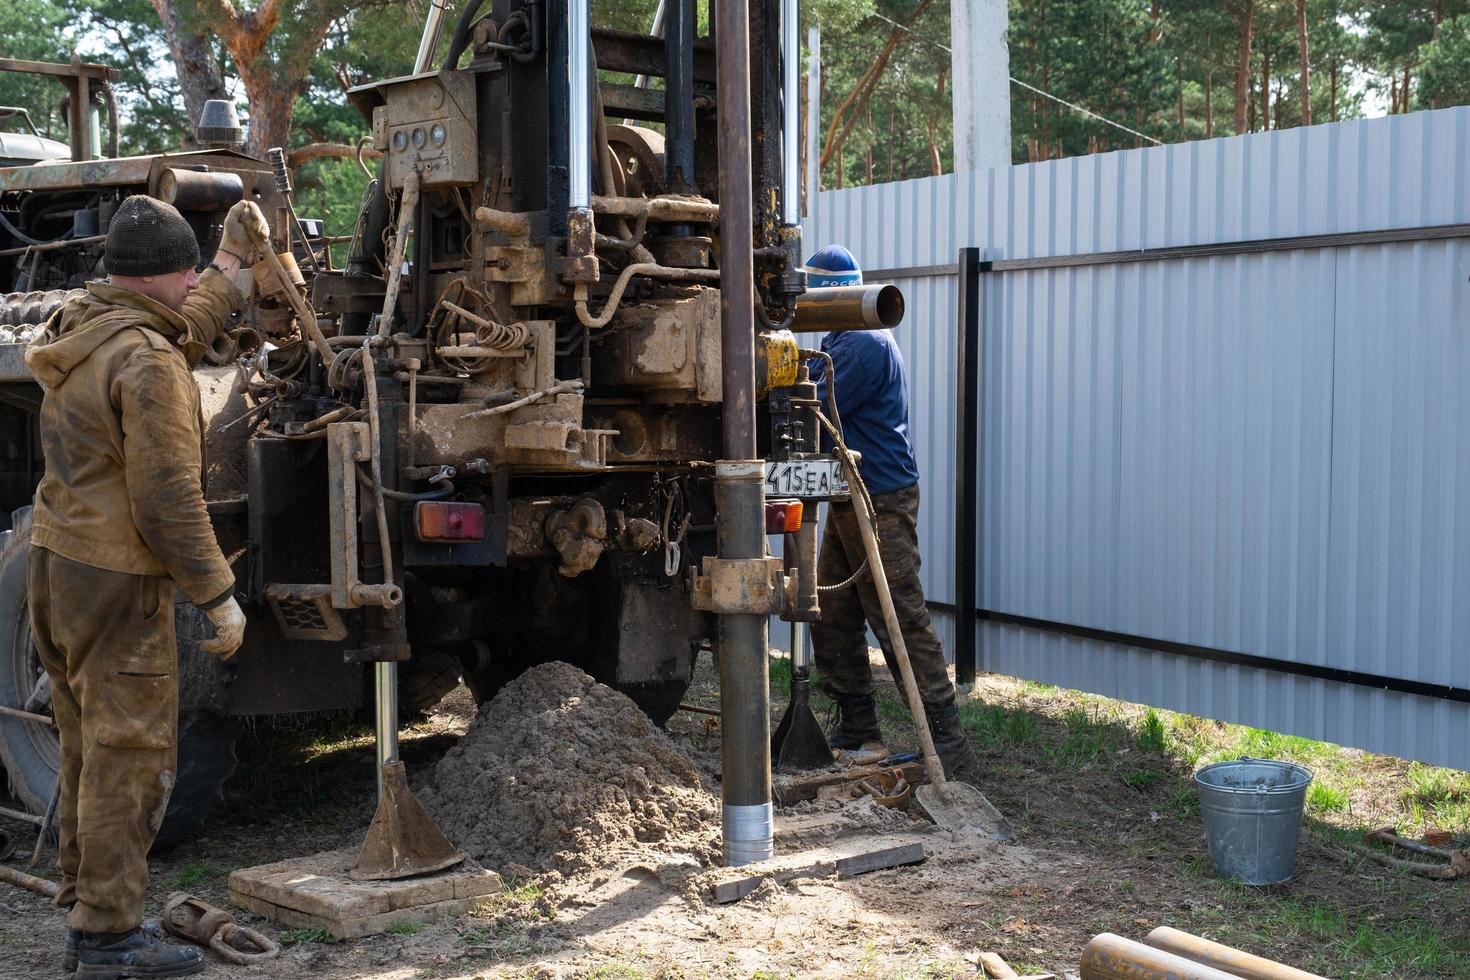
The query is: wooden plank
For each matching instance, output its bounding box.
[710,838,928,904]
[835,842,925,878]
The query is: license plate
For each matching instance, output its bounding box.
[764,458,848,498]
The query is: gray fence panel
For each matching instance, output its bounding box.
[800,107,1470,768]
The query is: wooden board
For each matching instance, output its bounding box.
[227,847,501,940]
[710,840,926,904]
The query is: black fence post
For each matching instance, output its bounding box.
[954,247,982,685]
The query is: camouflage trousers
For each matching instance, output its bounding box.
[29,547,178,934]
[810,484,956,706]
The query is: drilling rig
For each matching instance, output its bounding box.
[0,0,903,863]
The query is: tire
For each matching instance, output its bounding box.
[0,507,237,852]
[398,647,464,716]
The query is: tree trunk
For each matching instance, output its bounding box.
[1297,0,1311,126]
[1233,0,1255,135]
[1205,66,1214,138]
[818,0,934,171]
[1176,58,1185,134]
[240,68,297,158]
[886,99,894,181]
[1403,64,1412,112]
[150,0,229,145]
[1260,47,1270,130]
[1329,61,1337,121]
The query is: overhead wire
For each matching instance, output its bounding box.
[864,10,1164,147]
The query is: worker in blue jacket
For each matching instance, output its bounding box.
[804,244,981,779]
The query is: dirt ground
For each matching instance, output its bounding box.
[3,650,1469,979]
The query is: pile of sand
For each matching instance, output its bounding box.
[420,662,718,873]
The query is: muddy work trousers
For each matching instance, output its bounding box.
[810,484,955,707]
[28,546,178,934]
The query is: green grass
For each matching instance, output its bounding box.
[1307,781,1350,813]
[385,919,424,935]
[163,863,225,891]
[1122,766,1167,790]
[279,927,338,946]
[1135,708,1167,753]
[959,701,1038,746]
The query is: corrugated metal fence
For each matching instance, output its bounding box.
[800,108,1470,770]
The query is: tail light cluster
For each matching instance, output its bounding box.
[764,499,803,534]
[414,501,486,542]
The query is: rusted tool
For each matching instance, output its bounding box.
[161,892,279,965]
[1351,826,1470,879]
[771,623,836,771]
[350,760,465,880]
[1080,933,1242,979]
[1144,927,1327,980]
[0,864,60,898]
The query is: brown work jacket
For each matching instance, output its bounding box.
[25,271,240,607]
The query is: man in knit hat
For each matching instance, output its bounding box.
[803,244,983,783]
[25,193,269,978]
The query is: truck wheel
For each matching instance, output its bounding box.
[398,647,464,716]
[0,507,237,851]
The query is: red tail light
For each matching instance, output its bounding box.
[765,500,803,534]
[415,501,486,542]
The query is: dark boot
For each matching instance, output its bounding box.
[66,921,165,972]
[827,692,883,751]
[926,699,983,782]
[74,926,203,980]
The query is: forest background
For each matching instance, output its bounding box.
[3,0,1469,240]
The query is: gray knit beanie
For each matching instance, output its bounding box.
[105,195,200,276]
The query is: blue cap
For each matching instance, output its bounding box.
[801,244,863,287]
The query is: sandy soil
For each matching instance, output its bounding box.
[3,650,1466,978]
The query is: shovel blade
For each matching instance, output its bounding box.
[916,781,1013,842]
[350,761,465,880]
[772,673,836,772]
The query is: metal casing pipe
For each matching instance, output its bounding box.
[1144,928,1326,980]
[791,284,904,332]
[413,0,449,73]
[780,0,801,226]
[714,0,772,867]
[567,0,592,209]
[1080,933,1244,980]
[156,169,245,212]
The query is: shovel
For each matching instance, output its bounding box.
[772,622,837,771]
[842,461,1012,842]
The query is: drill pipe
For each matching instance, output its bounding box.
[1080,933,1243,980]
[790,284,904,333]
[1144,928,1327,980]
[714,0,772,868]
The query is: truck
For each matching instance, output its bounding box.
[0,1,901,852]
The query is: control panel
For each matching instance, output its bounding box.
[368,71,478,189]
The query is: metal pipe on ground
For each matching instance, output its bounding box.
[714,0,771,867]
[790,284,904,333]
[1080,933,1246,980]
[1144,927,1327,980]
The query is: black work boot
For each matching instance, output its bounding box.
[74,926,204,980]
[926,698,983,782]
[66,921,165,972]
[827,692,883,751]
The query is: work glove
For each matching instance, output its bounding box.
[200,596,247,661]
[217,200,271,265]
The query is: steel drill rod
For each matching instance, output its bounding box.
[714,0,771,867]
[1144,927,1327,980]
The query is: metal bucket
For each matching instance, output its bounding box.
[1194,758,1312,885]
